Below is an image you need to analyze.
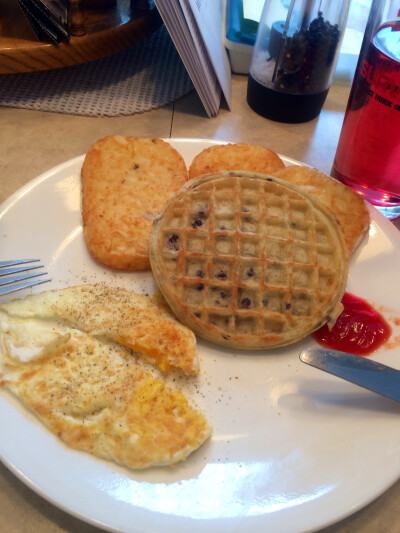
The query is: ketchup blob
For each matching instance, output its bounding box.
[312,292,391,356]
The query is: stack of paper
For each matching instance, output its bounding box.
[154,0,232,117]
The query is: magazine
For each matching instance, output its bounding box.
[154,0,232,117]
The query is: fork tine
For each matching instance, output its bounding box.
[0,259,40,268]
[0,265,44,277]
[0,272,49,288]
[0,278,51,296]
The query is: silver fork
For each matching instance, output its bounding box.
[0,260,51,296]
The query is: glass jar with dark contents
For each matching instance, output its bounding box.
[247,0,350,123]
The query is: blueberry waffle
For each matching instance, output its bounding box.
[149,171,349,349]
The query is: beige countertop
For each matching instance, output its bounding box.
[0,73,399,533]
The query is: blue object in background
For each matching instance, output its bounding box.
[225,0,260,46]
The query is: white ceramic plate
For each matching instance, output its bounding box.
[1,139,400,533]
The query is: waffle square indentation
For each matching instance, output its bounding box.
[164,231,181,251]
[213,194,236,215]
[264,262,288,287]
[189,210,209,230]
[240,215,259,234]
[264,219,288,239]
[240,236,261,258]
[211,259,233,282]
[237,288,260,309]
[187,234,209,253]
[185,258,207,278]
[183,283,206,305]
[190,195,209,213]
[214,179,236,194]
[292,266,317,289]
[290,221,311,242]
[240,198,260,216]
[265,239,289,262]
[263,318,285,334]
[318,249,334,268]
[208,286,232,308]
[209,313,232,330]
[239,261,261,284]
[164,208,185,228]
[214,235,235,255]
[241,180,262,195]
[291,243,316,265]
[262,290,287,314]
[235,315,258,334]
[163,257,179,277]
[215,215,236,232]
[290,200,312,224]
[265,200,285,218]
[291,292,313,316]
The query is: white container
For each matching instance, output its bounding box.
[223,36,253,74]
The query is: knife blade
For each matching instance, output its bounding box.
[299,347,400,403]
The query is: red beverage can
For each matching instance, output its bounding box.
[332,19,400,218]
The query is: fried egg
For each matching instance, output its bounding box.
[0,284,199,375]
[0,285,210,469]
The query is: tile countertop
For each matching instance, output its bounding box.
[0,74,399,533]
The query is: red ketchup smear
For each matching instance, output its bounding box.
[312,292,391,356]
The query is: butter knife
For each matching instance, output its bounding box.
[300,347,400,403]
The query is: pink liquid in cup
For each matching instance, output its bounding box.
[331,21,400,218]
